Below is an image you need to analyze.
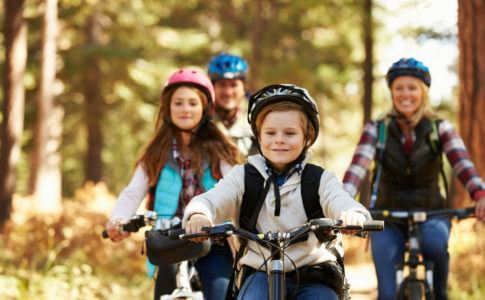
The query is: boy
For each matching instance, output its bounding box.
[183,84,371,299]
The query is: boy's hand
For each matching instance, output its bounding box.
[340,211,366,235]
[105,219,130,242]
[185,213,212,242]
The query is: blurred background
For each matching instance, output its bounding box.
[1,0,484,299]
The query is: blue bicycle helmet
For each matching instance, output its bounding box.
[207,53,248,81]
[386,58,431,87]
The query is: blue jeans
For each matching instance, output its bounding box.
[154,243,233,300]
[195,243,233,300]
[371,217,451,300]
[237,271,339,300]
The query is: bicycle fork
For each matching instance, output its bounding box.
[268,237,286,300]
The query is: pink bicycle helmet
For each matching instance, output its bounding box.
[164,68,216,113]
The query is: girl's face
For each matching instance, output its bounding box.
[391,76,423,118]
[259,110,306,172]
[170,86,204,130]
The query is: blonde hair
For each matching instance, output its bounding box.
[255,101,316,145]
[388,80,438,127]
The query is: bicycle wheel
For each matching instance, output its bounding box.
[397,281,423,300]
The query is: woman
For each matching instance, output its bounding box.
[343,57,485,300]
[105,68,242,300]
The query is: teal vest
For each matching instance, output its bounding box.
[147,164,218,277]
[153,164,217,218]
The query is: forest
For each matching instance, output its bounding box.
[1,0,485,299]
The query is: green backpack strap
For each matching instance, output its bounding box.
[370,118,389,208]
[429,119,451,207]
[429,119,440,154]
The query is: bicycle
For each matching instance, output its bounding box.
[369,207,475,300]
[169,217,384,300]
[102,212,209,300]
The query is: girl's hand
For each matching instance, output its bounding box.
[105,219,130,242]
[340,211,367,235]
[185,213,212,242]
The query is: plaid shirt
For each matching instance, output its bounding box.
[343,119,485,201]
[173,139,202,217]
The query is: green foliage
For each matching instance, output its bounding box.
[13,0,458,194]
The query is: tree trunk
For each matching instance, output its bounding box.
[0,0,27,230]
[84,10,103,184]
[360,0,374,207]
[248,0,264,91]
[29,0,62,213]
[456,0,485,207]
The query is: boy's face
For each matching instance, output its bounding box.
[259,110,306,172]
[214,79,245,111]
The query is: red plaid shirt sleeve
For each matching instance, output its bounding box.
[343,121,378,197]
[439,120,485,201]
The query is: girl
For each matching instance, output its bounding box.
[105,68,242,300]
[183,84,371,300]
[343,57,485,300]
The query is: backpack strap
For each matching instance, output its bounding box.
[301,163,325,220]
[227,163,272,300]
[239,163,269,232]
[369,119,389,208]
[429,119,450,207]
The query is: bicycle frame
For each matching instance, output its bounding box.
[395,212,434,300]
[161,260,203,300]
[173,218,384,300]
[370,207,474,300]
[102,212,205,300]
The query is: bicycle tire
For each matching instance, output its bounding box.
[397,280,423,300]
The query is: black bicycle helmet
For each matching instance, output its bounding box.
[248,84,320,147]
[386,57,431,87]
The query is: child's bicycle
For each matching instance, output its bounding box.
[369,207,475,300]
[102,212,209,300]
[169,217,384,300]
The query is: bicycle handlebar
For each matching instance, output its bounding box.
[169,218,384,242]
[101,212,177,239]
[369,207,475,221]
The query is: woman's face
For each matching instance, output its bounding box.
[170,86,204,130]
[259,110,306,172]
[391,76,423,118]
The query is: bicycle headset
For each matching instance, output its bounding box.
[247,84,320,148]
[207,52,248,81]
[386,57,431,87]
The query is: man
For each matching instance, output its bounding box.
[208,52,256,156]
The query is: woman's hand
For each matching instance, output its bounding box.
[340,211,367,235]
[185,213,213,242]
[105,219,130,242]
[476,197,485,221]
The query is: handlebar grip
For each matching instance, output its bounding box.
[363,220,384,231]
[102,230,109,239]
[168,228,186,240]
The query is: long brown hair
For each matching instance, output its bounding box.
[137,85,242,186]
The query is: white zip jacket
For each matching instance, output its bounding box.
[183,154,371,272]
